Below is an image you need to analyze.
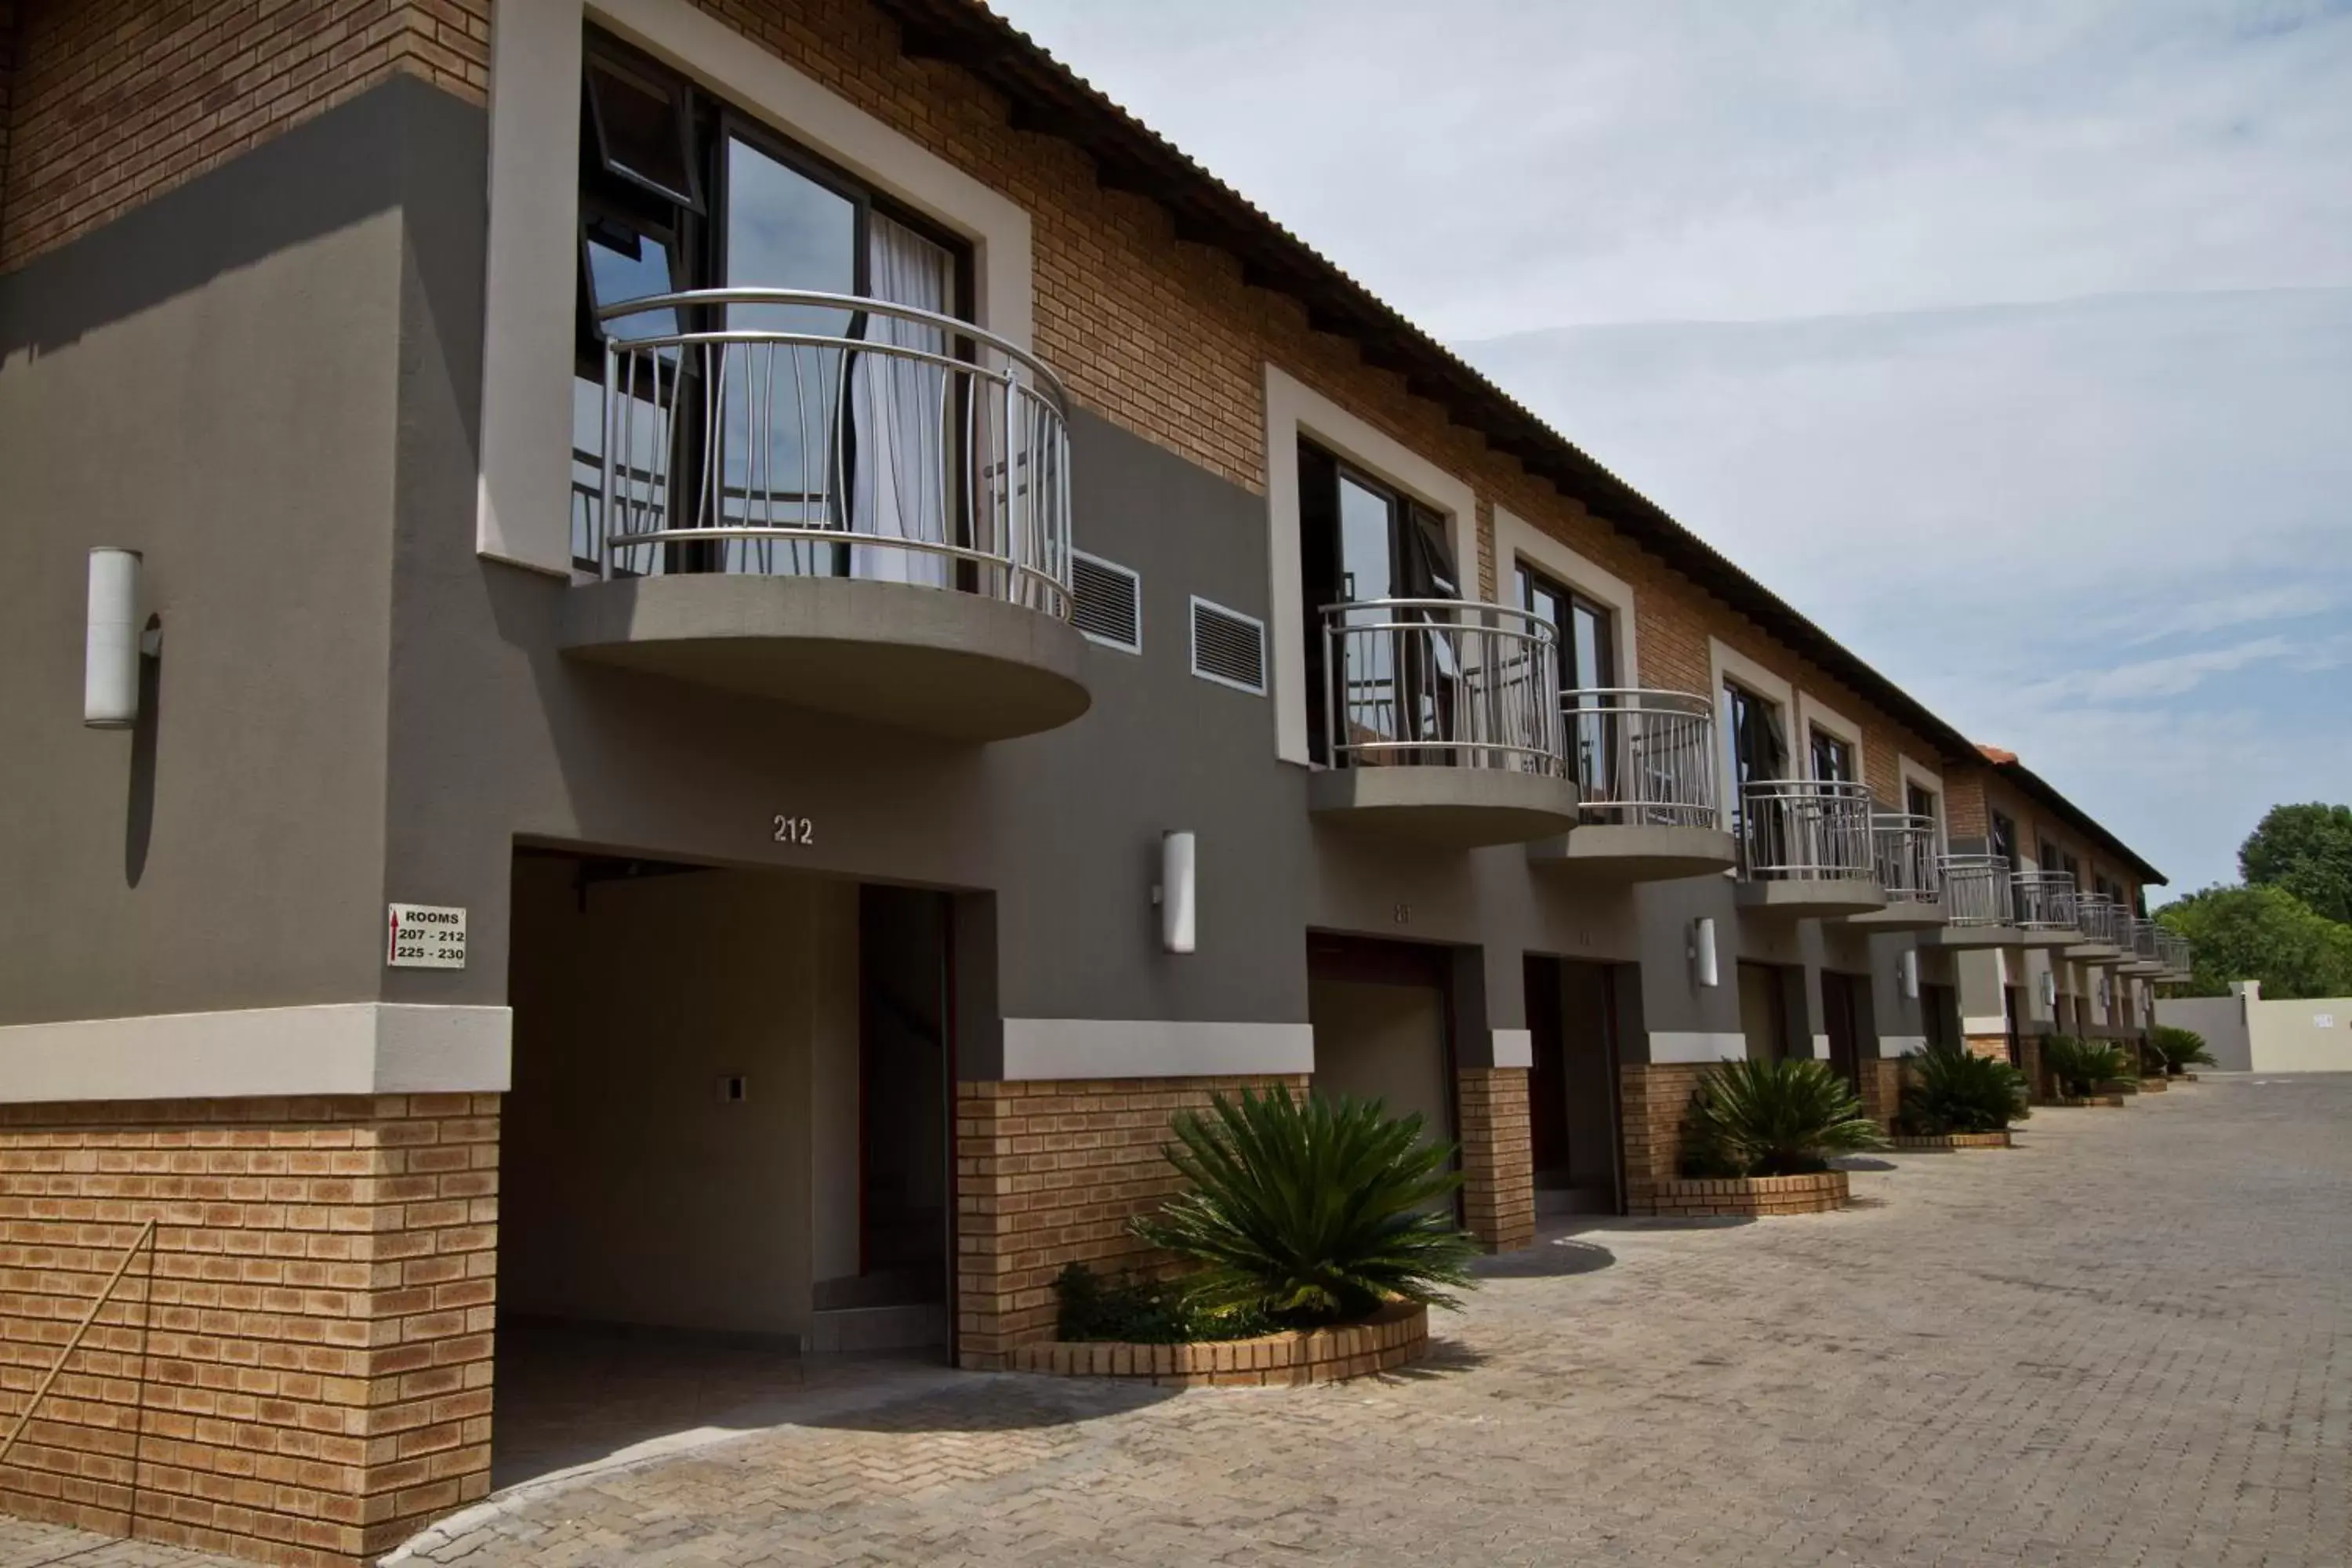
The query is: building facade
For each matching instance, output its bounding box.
[0,2,2184,1563]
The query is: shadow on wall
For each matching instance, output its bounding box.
[0,78,462,365]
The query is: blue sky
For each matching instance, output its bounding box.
[993,0,2352,898]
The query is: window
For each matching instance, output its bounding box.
[1809,726,1856,785]
[1991,811,2020,920]
[1297,441,1459,765]
[1723,681,1788,834]
[1519,565,1616,794]
[570,31,973,577]
[1906,782,1940,829]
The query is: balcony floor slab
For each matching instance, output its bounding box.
[2064,942,2125,964]
[1844,899,1948,932]
[1526,823,1737,882]
[558,575,1091,742]
[1308,766,1581,848]
[2015,927,2085,950]
[1734,878,1889,920]
[1918,924,2026,950]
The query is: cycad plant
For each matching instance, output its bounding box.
[1130,1087,1479,1327]
[2151,1025,2216,1076]
[1897,1045,2030,1134]
[1680,1057,1885,1178]
[2042,1034,2130,1098]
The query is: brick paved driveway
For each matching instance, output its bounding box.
[4,1076,2346,1568]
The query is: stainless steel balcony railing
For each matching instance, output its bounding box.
[1738,779,1876,882]
[1322,600,1566,775]
[1872,811,1942,902]
[1561,688,1717,828]
[1940,853,2013,926]
[2074,893,2117,946]
[2129,916,2162,963]
[588,289,1074,617]
[2158,930,2192,975]
[2013,869,2080,932]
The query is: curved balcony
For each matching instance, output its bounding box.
[1528,690,1733,880]
[2065,895,2126,964]
[1733,779,1886,918]
[1309,600,1579,846]
[2119,916,2166,976]
[2157,930,2194,982]
[558,289,1090,742]
[1846,811,1946,930]
[1920,853,2022,948]
[2011,870,2081,949]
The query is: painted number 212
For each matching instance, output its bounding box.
[772,815,815,846]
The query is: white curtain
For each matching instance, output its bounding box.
[849,214,954,586]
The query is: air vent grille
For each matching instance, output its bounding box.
[1190,597,1267,695]
[1070,551,1142,652]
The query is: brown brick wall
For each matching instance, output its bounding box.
[1454,1068,1533,1253]
[0,0,491,270]
[953,1075,1306,1370]
[1619,1062,1712,1188]
[0,1095,497,1568]
[1858,1058,1903,1134]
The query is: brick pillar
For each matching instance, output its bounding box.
[1619,1062,1711,1215]
[1858,1058,1904,1132]
[0,1094,497,1568]
[954,1075,1306,1370]
[2019,1033,2047,1102]
[1454,1068,1533,1254]
[1962,1033,2009,1062]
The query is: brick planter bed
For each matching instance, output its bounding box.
[2138,1077,2169,1093]
[1627,1170,1849,1218]
[1889,1131,2013,1151]
[1006,1300,1428,1388]
[2047,1094,2128,1108]
[2102,1078,2143,1095]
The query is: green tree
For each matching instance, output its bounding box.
[2156,884,2352,1000]
[2239,803,2352,925]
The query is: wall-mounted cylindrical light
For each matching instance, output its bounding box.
[85,548,144,729]
[1900,947,1920,1002]
[2039,969,2059,1011]
[1160,830,1196,954]
[1688,916,1719,989]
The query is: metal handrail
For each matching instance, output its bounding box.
[1559,688,1716,827]
[1738,779,1876,881]
[2013,869,2079,932]
[0,1218,154,1472]
[1872,811,1941,902]
[1321,599,1565,775]
[2074,893,2117,946]
[1940,853,2013,927]
[2129,916,2161,961]
[590,288,1073,619]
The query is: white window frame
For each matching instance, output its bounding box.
[1491,505,1638,688]
[1897,753,1947,854]
[1263,364,1477,766]
[1796,692,1864,785]
[1189,596,1269,697]
[477,0,1035,577]
[1069,549,1143,655]
[1708,638,1795,833]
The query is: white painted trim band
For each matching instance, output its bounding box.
[1648,1030,1749,1065]
[1490,1028,1533,1070]
[1883,1034,1930,1057]
[1000,1018,1316,1081]
[1962,1014,2009,1036]
[0,1004,514,1103]
[1809,1033,1833,1060]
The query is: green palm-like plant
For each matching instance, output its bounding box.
[1897,1045,2030,1134]
[1682,1057,1886,1177]
[2151,1025,2216,1075]
[1129,1087,1478,1327]
[2042,1035,2130,1098]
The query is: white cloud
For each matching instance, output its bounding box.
[2025,637,2294,702]
[994,0,2352,334]
[2125,584,2335,642]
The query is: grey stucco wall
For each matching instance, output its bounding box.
[0,81,472,1025]
[4,75,1937,1091]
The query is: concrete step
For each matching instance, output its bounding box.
[808,1302,950,1355]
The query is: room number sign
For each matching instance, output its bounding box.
[387,904,467,969]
